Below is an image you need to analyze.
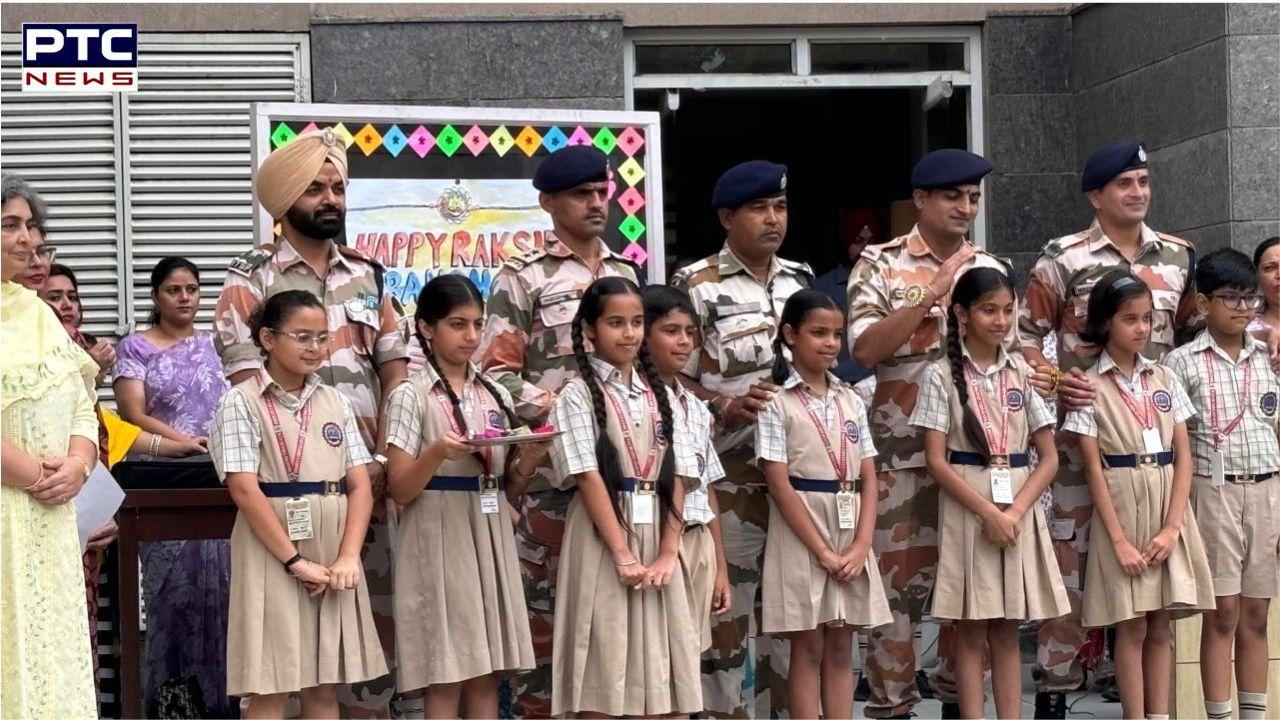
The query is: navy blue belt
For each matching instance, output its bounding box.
[1221,473,1275,484]
[789,477,862,493]
[427,475,505,492]
[1103,452,1174,468]
[948,451,1030,469]
[259,480,346,497]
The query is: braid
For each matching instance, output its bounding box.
[947,310,991,454]
[571,319,629,530]
[425,342,489,468]
[476,373,525,430]
[638,345,679,523]
[771,333,790,385]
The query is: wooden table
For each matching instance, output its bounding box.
[114,461,236,719]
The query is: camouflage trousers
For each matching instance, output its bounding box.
[338,487,397,718]
[702,448,790,719]
[1034,431,1094,693]
[865,467,957,718]
[511,487,573,720]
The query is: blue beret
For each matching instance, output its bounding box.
[712,160,787,209]
[532,146,609,193]
[910,149,994,190]
[1081,139,1148,192]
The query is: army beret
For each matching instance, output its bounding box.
[712,160,787,209]
[532,145,610,193]
[910,148,994,190]
[1081,139,1148,192]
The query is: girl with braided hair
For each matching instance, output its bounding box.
[910,267,1067,719]
[756,289,890,720]
[384,274,539,719]
[547,276,702,717]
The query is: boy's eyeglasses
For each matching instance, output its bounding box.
[271,329,331,347]
[1210,292,1265,310]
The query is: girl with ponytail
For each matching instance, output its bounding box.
[383,274,538,718]
[546,276,702,717]
[756,289,890,720]
[909,267,1067,719]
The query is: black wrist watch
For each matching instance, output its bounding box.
[706,395,724,423]
[283,553,303,571]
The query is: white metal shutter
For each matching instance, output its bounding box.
[125,33,310,332]
[0,34,125,340]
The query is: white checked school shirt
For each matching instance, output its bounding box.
[1062,351,1195,437]
[384,361,516,456]
[910,345,1055,436]
[1164,330,1280,476]
[209,369,371,480]
[756,368,878,465]
[671,378,726,525]
[550,356,655,481]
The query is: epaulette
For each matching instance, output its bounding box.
[671,256,716,285]
[1154,231,1192,249]
[228,243,276,277]
[1042,231,1088,259]
[503,246,550,272]
[778,256,815,282]
[338,244,384,270]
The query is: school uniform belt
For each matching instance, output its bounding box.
[1102,452,1174,468]
[788,477,862,493]
[259,481,347,497]
[1223,472,1276,484]
[683,522,708,533]
[427,475,505,492]
[947,451,1031,469]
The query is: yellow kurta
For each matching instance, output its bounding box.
[1,281,100,719]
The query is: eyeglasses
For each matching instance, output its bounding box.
[1210,292,1265,310]
[33,246,56,262]
[271,329,331,347]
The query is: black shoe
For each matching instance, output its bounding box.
[915,669,935,699]
[939,701,962,719]
[1034,691,1067,719]
[855,674,871,702]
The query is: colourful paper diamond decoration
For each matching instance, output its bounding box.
[621,242,648,266]
[354,123,383,156]
[270,122,297,148]
[382,125,408,157]
[330,123,355,149]
[618,215,646,243]
[436,124,463,157]
[542,126,568,153]
[568,126,593,146]
[301,122,319,134]
[461,125,489,156]
[617,187,646,214]
[593,127,618,154]
[488,126,515,157]
[617,157,645,186]
[515,126,543,157]
[616,126,645,156]
[407,125,435,158]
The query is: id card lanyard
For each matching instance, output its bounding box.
[795,386,859,529]
[262,383,315,541]
[1109,368,1164,455]
[432,380,501,513]
[1204,351,1252,486]
[603,381,659,525]
[963,362,1014,504]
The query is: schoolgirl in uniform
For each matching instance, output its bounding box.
[208,289,387,719]
[548,276,702,717]
[383,275,538,719]
[640,284,732,653]
[756,289,891,720]
[1062,271,1215,720]
[910,267,1069,719]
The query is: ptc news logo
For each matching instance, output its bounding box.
[22,23,138,92]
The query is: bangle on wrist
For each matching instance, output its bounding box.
[26,457,44,490]
[614,557,638,567]
[283,553,304,571]
[71,455,91,481]
[148,433,163,457]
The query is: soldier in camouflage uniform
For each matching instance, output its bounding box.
[670,160,812,719]
[847,149,1010,720]
[1019,139,1197,720]
[213,129,408,718]
[476,146,638,719]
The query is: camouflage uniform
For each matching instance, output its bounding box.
[213,237,408,717]
[670,246,812,719]
[1019,219,1196,693]
[476,237,637,719]
[846,227,1013,718]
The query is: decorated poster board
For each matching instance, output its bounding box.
[251,103,664,315]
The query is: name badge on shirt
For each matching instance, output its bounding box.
[480,475,501,515]
[1209,447,1226,487]
[285,497,314,541]
[990,466,1014,505]
[631,493,655,525]
[1142,427,1163,454]
[836,491,856,530]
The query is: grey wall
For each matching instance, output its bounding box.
[309,19,626,109]
[1071,3,1279,254]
